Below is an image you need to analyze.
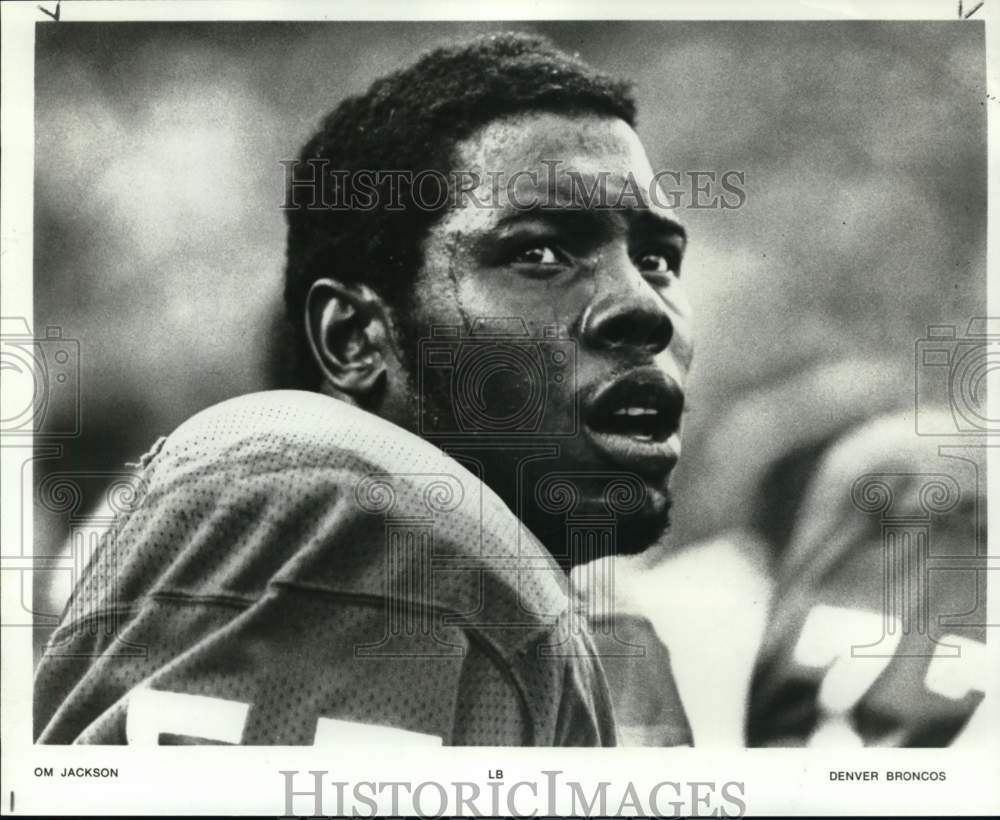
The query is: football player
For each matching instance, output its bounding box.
[35,33,694,746]
[747,410,987,747]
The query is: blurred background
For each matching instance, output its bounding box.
[30,21,986,672]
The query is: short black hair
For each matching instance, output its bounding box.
[279,32,636,389]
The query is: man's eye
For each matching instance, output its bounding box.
[635,252,674,274]
[513,245,561,265]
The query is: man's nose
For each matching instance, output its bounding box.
[581,274,674,355]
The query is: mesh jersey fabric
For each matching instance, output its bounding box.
[35,390,617,746]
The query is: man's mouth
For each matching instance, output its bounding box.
[584,367,684,478]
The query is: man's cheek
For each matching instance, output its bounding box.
[667,313,695,374]
[537,278,589,326]
[653,349,690,389]
[456,280,569,332]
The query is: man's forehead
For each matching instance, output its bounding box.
[452,110,653,178]
[442,110,684,230]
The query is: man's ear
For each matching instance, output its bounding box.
[304,277,395,403]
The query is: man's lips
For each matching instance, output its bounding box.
[583,366,684,478]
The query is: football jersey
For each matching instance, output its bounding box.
[35,390,617,746]
[747,414,987,747]
[586,612,692,746]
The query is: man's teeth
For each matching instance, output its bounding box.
[613,407,659,416]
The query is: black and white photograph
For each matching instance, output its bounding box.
[1,0,997,816]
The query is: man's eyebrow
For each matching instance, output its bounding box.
[495,202,607,232]
[628,207,688,243]
[494,200,687,243]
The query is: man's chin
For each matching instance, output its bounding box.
[523,489,672,570]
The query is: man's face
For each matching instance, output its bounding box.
[403,111,694,564]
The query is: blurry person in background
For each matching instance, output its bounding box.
[747,409,987,747]
[34,33,694,746]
